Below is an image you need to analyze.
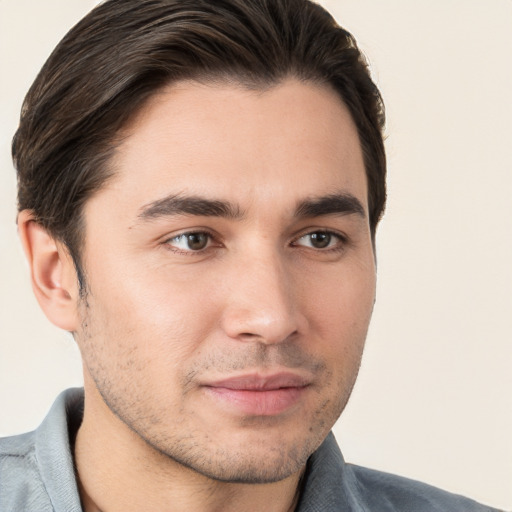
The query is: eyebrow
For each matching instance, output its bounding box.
[137,191,365,222]
[138,194,244,220]
[294,193,366,219]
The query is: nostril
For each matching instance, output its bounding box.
[235,329,300,345]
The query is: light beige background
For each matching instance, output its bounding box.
[1,1,510,509]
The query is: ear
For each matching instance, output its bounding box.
[17,210,81,332]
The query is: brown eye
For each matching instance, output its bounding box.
[309,232,331,249]
[186,232,209,250]
[167,232,211,252]
[294,231,343,250]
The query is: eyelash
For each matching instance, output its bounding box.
[163,230,218,255]
[292,230,347,252]
[163,229,347,255]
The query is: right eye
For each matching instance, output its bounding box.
[165,231,212,252]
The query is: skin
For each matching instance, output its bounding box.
[19,79,376,512]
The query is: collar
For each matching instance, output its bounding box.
[36,388,362,512]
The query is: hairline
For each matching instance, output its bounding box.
[38,73,376,297]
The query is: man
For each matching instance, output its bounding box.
[0,0,502,511]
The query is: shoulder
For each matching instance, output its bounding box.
[0,388,84,512]
[347,464,502,512]
[299,433,502,512]
[0,431,53,512]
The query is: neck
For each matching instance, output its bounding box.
[74,384,304,512]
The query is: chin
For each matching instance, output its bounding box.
[153,427,321,484]
[173,450,307,484]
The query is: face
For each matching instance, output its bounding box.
[75,79,376,483]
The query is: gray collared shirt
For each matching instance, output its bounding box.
[0,389,502,511]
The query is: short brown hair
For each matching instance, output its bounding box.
[13,0,386,287]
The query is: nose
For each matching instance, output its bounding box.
[220,249,305,344]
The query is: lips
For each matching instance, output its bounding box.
[202,372,311,416]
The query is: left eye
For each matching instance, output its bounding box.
[166,232,211,251]
[294,231,342,249]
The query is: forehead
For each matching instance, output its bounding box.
[93,78,367,217]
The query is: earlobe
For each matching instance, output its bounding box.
[17,210,80,332]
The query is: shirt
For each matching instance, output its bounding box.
[0,388,502,511]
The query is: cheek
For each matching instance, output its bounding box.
[89,255,219,343]
[300,259,375,387]
[76,266,224,401]
[302,259,376,336]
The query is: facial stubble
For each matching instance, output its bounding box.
[75,290,365,485]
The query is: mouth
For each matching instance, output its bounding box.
[202,372,312,416]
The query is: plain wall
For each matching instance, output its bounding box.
[0,1,510,509]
